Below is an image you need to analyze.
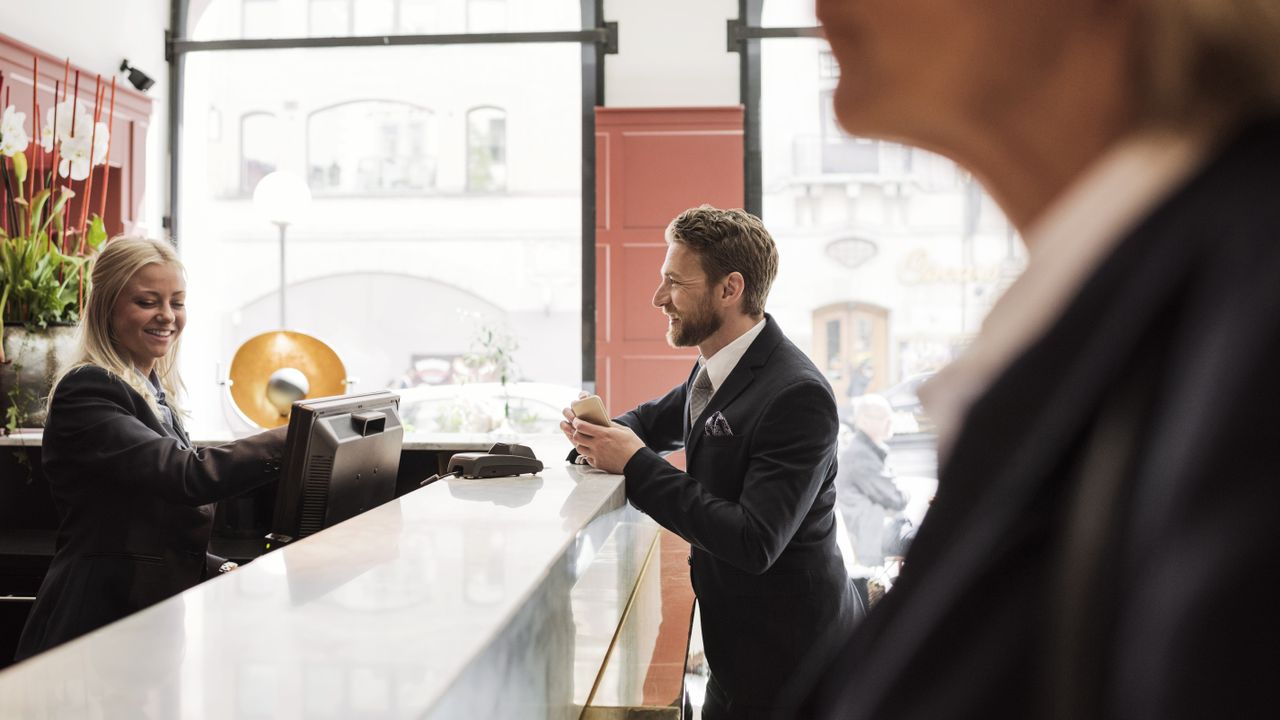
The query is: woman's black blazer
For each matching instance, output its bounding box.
[14,365,286,661]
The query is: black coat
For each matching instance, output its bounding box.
[14,365,286,661]
[790,117,1280,719]
[619,316,859,715]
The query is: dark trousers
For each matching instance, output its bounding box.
[702,672,731,720]
[702,671,779,720]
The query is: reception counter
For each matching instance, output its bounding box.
[0,438,695,718]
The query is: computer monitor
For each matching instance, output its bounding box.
[266,390,404,547]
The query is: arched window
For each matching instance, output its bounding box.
[466,106,507,192]
[307,100,438,193]
[240,111,278,194]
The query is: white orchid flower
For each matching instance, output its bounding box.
[0,105,30,157]
[58,134,93,181]
[42,100,100,150]
[41,100,110,178]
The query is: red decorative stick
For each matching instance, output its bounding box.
[49,81,61,235]
[33,99,41,194]
[97,77,116,223]
[28,57,38,200]
[69,70,79,143]
[1,75,7,236]
[78,77,103,249]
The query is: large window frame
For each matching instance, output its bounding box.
[166,0,616,386]
[727,0,822,216]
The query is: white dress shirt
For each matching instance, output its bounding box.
[919,130,1213,461]
[700,317,768,393]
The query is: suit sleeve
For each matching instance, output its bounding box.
[44,368,287,507]
[614,381,688,454]
[622,378,836,574]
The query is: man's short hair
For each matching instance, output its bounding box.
[666,205,779,317]
[1136,0,1280,126]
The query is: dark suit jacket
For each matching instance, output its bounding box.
[619,315,859,715]
[15,365,286,661]
[791,117,1280,719]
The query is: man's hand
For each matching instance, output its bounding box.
[559,409,645,474]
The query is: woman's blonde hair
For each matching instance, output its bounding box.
[47,236,187,420]
[1135,0,1280,127]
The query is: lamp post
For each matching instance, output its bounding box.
[251,170,311,328]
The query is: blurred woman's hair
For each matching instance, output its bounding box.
[47,236,186,418]
[1136,0,1280,127]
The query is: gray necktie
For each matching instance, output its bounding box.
[689,365,714,425]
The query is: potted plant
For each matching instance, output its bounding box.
[0,61,116,431]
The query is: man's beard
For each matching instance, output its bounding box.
[666,297,723,348]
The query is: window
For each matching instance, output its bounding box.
[177,18,585,435]
[398,0,440,33]
[308,0,352,36]
[239,111,278,194]
[354,0,395,35]
[307,101,439,194]
[753,1,1029,572]
[466,107,507,192]
[818,50,839,79]
[467,0,507,33]
[241,0,279,39]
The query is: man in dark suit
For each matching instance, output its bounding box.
[565,205,858,718]
[788,0,1280,717]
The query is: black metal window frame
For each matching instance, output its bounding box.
[727,0,823,217]
[166,0,615,385]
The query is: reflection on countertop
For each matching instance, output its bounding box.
[0,439,670,719]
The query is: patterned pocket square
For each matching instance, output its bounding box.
[704,411,733,437]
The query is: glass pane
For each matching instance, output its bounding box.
[308,102,439,193]
[760,0,817,28]
[761,36,1026,574]
[467,107,507,192]
[353,0,395,35]
[240,113,279,194]
[179,44,583,435]
[398,0,441,33]
[190,0,580,40]
[241,0,280,39]
[309,0,351,36]
[467,0,507,33]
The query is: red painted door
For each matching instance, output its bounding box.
[594,107,745,415]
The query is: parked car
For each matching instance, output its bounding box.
[881,372,936,436]
[396,381,582,435]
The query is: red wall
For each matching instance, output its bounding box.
[594,107,745,415]
[0,33,152,238]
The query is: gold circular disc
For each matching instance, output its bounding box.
[228,331,347,428]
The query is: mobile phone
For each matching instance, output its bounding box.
[571,395,611,426]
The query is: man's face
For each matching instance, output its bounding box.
[816,0,1081,149]
[652,242,723,348]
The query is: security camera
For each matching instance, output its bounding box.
[119,59,155,92]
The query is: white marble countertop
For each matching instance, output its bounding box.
[0,439,636,719]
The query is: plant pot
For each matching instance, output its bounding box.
[0,324,80,429]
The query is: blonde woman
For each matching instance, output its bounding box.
[14,237,286,662]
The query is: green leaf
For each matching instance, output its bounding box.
[39,189,74,238]
[11,152,27,185]
[85,215,108,251]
